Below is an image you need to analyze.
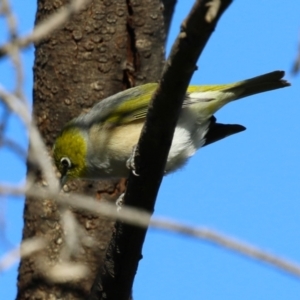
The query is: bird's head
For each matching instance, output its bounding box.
[53,126,87,186]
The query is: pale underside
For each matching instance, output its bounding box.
[85,104,212,179]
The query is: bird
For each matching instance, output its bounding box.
[53,70,290,185]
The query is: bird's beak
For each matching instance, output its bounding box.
[60,175,67,188]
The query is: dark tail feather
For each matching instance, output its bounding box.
[225,70,290,100]
[203,116,246,147]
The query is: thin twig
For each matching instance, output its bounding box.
[0,0,91,59]
[0,138,27,159]
[0,86,58,190]
[292,38,300,75]
[0,0,25,99]
[1,183,300,279]
[0,237,46,272]
[151,218,300,278]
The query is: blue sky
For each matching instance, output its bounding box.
[1,1,300,299]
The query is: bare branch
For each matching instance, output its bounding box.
[0,0,297,297]
[151,218,300,278]
[0,0,91,59]
[46,262,89,283]
[0,86,59,190]
[89,1,232,299]
[1,183,300,279]
[0,237,46,272]
[162,0,177,37]
[0,137,27,159]
[0,0,25,100]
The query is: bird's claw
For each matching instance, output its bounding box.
[116,193,124,212]
[126,145,140,176]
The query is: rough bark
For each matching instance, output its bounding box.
[17,0,165,299]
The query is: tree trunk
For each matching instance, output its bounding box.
[17,0,167,298]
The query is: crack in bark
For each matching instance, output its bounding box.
[123,0,139,88]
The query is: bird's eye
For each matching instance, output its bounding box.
[60,157,72,169]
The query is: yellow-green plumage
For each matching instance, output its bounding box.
[105,83,157,125]
[53,127,87,180]
[53,70,290,184]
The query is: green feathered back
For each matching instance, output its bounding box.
[73,71,289,128]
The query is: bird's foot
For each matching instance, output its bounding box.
[116,193,124,212]
[126,145,140,176]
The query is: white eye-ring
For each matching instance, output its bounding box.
[60,157,72,169]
